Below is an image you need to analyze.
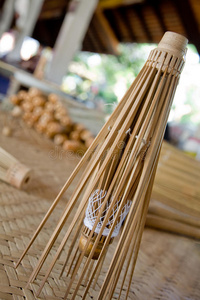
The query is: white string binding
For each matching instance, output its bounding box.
[84,189,132,237]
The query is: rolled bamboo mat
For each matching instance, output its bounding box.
[147,141,200,239]
[0,111,200,299]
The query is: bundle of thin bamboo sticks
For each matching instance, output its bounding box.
[15,32,188,299]
[0,146,31,189]
[147,141,200,239]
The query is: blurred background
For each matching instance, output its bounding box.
[0,0,200,157]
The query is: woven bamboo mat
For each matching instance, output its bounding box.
[0,111,200,300]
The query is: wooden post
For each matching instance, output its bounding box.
[6,0,44,61]
[45,0,99,85]
[0,0,15,39]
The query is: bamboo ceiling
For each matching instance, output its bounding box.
[0,0,200,54]
[83,0,200,54]
[30,0,200,55]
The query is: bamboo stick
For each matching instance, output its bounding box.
[146,214,200,239]
[148,199,200,228]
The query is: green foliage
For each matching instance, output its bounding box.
[62,43,156,114]
[62,43,200,125]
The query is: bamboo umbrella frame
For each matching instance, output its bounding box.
[15,32,188,299]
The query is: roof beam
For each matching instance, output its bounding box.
[104,8,125,41]
[6,0,44,61]
[0,0,15,39]
[173,0,200,55]
[95,8,119,55]
[119,6,137,41]
[46,0,99,84]
[99,0,144,9]
[134,4,153,42]
[151,0,167,34]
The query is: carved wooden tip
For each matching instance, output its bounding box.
[158,31,188,57]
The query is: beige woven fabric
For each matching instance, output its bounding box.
[0,112,200,299]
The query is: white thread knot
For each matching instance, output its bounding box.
[84,189,132,237]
